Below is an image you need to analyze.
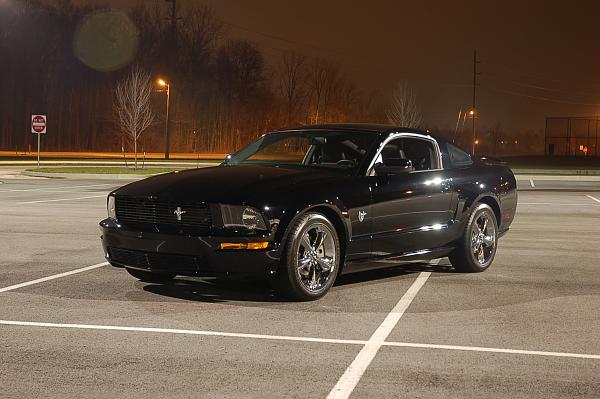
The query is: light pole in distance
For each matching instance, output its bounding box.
[157,79,171,159]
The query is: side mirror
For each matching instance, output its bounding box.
[374,158,414,175]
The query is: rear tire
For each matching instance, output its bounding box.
[449,203,498,273]
[274,212,340,301]
[126,268,176,283]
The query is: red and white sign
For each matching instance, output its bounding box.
[31,115,47,134]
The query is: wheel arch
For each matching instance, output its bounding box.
[277,203,349,267]
[474,195,501,226]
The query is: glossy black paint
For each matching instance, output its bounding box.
[100,124,517,278]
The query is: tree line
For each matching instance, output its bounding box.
[0,1,386,154]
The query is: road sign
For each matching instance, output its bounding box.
[31,115,47,134]
[31,114,46,168]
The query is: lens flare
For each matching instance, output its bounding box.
[73,10,139,72]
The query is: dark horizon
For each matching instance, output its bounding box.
[74,0,600,133]
[3,0,600,156]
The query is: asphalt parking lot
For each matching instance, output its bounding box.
[1,176,599,398]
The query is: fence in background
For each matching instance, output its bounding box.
[546,117,600,156]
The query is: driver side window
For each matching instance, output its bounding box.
[376,137,437,172]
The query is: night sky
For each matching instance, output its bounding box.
[77,0,600,133]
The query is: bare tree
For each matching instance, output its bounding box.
[386,82,422,128]
[278,51,307,125]
[113,66,154,169]
[307,59,339,124]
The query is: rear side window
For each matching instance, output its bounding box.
[445,143,473,168]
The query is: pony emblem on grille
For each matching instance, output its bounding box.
[173,206,187,221]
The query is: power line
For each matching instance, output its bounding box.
[484,74,600,97]
[481,61,565,84]
[484,85,600,106]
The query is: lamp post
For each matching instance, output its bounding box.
[157,79,171,159]
[469,109,477,155]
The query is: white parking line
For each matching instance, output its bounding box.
[0,262,108,293]
[1,319,599,361]
[383,341,600,360]
[0,183,111,193]
[519,202,597,206]
[327,271,432,399]
[586,195,600,204]
[529,178,535,188]
[18,194,107,204]
[0,319,367,345]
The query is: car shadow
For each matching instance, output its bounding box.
[142,278,287,303]
[141,260,457,303]
[334,261,456,287]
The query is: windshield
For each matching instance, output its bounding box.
[226,130,379,170]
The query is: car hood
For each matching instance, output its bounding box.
[113,164,348,205]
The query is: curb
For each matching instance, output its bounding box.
[512,168,600,176]
[22,171,600,182]
[2,161,219,167]
[514,174,600,182]
[22,171,160,180]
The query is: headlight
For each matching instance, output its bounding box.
[107,195,116,220]
[220,205,267,230]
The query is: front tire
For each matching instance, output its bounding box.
[275,213,340,301]
[126,268,176,283]
[449,203,498,273]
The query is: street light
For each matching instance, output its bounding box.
[157,78,171,159]
[469,109,477,155]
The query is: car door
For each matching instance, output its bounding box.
[343,175,373,262]
[369,134,454,257]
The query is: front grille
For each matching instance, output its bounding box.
[108,247,199,272]
[115,196,213,235]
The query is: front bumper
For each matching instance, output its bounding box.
[99,218,281,278]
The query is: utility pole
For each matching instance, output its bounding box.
[169,0,177,44]
[472,50,479,156]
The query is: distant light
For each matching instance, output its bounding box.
[474,139,480,145]
[469,110,475,116]
[157,79,167,86]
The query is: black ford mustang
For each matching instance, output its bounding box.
[100,124,517,300]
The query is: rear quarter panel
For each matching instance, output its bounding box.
[446,162,517,238]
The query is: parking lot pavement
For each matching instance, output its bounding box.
[353,347,600,398]
[0,326,360,398]
[1,178,600,398]
[0,180,121,287]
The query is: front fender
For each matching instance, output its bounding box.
[268,201,350,259]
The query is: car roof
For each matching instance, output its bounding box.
[274,123,446,143]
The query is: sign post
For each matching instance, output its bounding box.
[31,115,47,169]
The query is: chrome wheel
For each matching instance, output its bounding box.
[470,212,496,265]
[296,223,337,293]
